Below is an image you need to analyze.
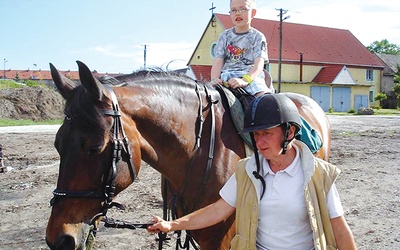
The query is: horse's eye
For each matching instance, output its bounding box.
[87,145,103,155]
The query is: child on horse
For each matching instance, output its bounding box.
[210,0,274,96]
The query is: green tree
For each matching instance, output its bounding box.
[393,83,400,107]
[374,92,387,108]
[395,65,400,84]
[367,39,400,55]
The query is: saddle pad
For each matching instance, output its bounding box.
[216,85,253,148]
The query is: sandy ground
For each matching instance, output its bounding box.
[0,115,399,250]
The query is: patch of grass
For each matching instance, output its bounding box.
[327,108,400,116]
[0,119,62,127]
[337,131,361,137]
[0,79,50,89]
[373,108,400,115]
[0,80,24,89]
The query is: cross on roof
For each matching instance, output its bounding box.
[209,2,216,15]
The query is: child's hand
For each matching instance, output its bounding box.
[228,77,248,89]
[210,78,223,86]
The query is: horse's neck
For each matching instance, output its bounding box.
[119,84,201,178]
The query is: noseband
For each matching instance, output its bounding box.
[49,84,136,243]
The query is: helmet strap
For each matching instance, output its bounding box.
[250,132,266,200]
[281,123,291,155]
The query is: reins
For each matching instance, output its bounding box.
[158,83,217,250]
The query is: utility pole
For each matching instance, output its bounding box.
[3,58,7,79]
[142,44,148,70]
[276,8,290,93]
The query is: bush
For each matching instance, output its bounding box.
[357,107,374,115]
[24,80,48,88]
[348,108,356,113]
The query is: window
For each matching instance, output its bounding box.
[210,42,217,59]
[369,90,374,103]
[366,69,374,81]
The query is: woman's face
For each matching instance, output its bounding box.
[253,126,284,160]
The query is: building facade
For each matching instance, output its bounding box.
[187,14,385,112]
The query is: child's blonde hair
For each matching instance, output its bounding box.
[231,0,257,9]
[246,0,256,9]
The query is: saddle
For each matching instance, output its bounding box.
[216,85,323,154]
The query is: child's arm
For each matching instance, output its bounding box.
[246,57,264,80]
[210,58,225,86]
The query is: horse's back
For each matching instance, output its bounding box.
[283,92,331,161]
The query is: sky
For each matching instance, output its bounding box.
[1,0,399,74]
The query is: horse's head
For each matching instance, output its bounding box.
[46,61,139,250]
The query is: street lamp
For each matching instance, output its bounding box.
[3,58,7,79]
[276,8,290,93]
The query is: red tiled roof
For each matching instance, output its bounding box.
[312,66,343,83]
[1,69,79,81]
[215,14,384,68]
[1,69,121,81]
[190,65,212,82]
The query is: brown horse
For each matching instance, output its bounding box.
[46,61,331,250]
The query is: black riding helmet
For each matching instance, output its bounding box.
[242,93,301,134]
[241,93,302,199]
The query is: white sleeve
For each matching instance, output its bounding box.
[219,173,238,208]
[326,183,344,219]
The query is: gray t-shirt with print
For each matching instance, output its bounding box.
[214,27,271,95]
[214,27,268,73]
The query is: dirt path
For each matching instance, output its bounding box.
[0,115,399,249]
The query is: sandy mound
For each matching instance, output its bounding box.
[0,87,64,121]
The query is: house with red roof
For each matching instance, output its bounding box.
[375,53,400,108]
[1,68,121,88]
[187,14,385,111]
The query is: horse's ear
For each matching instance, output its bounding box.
[76,61,107,102]
[50,63,77,100]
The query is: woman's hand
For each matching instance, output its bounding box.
[146,216,172,233]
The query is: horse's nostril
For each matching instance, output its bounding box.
[54,234,76,250]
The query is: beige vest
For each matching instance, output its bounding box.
[231,141,340,250]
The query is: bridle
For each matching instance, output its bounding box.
[49,84,137,248]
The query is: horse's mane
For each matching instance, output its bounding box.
[115,69,206,89]
[68,70,210,134]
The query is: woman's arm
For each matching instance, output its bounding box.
[147,198,235,233]
[330,216,357,249]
